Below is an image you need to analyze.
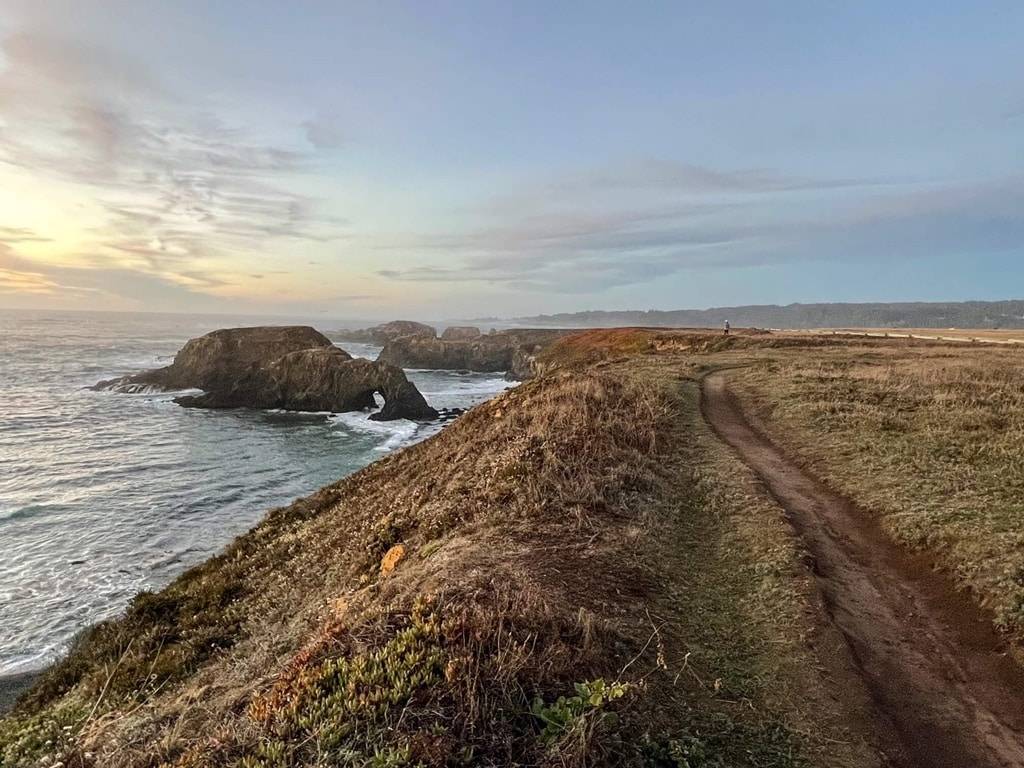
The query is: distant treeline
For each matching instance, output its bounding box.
[511,300,1024,330]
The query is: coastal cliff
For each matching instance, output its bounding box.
[2,329,888,767]
[377,334,516,373]
[329,320,574,379]
[439,325,482,341]
[377,327,575,379]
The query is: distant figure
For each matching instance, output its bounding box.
[723,319,730,335]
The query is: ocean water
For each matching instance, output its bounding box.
[0,309,513,675]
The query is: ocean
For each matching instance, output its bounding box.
[0,309,512,677]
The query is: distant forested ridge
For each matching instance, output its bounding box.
[509,300,1024,329]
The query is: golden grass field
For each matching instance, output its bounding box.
[730,343,1024,647]
[795,327,1024,344]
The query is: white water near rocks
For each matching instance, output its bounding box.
[0,310,513,675]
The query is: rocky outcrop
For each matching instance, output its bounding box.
[508,345,540,381]
[377,335,515,373]
[378,328,577,379]
[331,320,437,345]
[440,325,482,341]
[105,326,336,392]
[503,330,576,380]
[94,326,438,421]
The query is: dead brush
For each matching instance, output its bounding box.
[506,372,675,527]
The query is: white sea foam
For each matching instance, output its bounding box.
[1,646,59,676]
[329,411,421,451]
[417,377,513,396]
[333,342,382,360]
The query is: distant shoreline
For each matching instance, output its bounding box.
[504,298,1024,330]
[0,670,39,714]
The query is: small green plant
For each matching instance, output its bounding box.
[530,678,630,745]
[0,701,87,768]
[239,598,445,765]
[369,745,413,767]
[640,713,807,768]
[662,734,724,768]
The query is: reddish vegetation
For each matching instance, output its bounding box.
[556,328,661,354]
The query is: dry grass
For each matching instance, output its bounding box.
[4,370,679,767]
[804,328,1024,344]
[731,347,1024,648]
[2,345,886,767]
[537,327,869,375]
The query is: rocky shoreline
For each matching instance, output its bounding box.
[332,321,573,380]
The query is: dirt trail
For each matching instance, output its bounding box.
[701,371,1024,768]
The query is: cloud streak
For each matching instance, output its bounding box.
[372,169,1024,294]
[0,30,345,304]
[1,4,1021,315]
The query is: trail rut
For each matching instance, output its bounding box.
[701,370,1024,768]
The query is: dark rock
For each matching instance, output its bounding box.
[95,326,437,421]
[377,335,515,373]
[440,325,482,341]
[377,328,576,379]
[331,320,437,345]
[435,407,466,423]
[94,326,337,392]
[0,670,39,715]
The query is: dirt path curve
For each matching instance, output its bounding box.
[701,371,1024,768]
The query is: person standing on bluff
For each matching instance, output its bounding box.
[723,320,730,335]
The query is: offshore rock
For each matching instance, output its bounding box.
[94,326,437,421]
[440,325,482,341]
[330,320,437,345]
[378,328,575,379]
[377,335,515,373]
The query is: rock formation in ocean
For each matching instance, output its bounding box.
[327,320,576,379]
[509,344,542,381]
[377,334,516,373]
[94,326,438,421]
[330,320,437,345]
[377,328,575,379]
[440,325,482,341]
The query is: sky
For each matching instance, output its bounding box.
[0,1,1022,319]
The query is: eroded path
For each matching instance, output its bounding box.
[701,371,1024,768]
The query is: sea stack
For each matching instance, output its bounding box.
[94,326,438,421]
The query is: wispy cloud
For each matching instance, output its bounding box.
[1003,102,1024,121]
[0,239,61,295]
[372,166,1024,294]
[544,158,882,195]
[0,30,345,303]
[303,113,348,150]
[0,241,102,298]
[0,226,51,243]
